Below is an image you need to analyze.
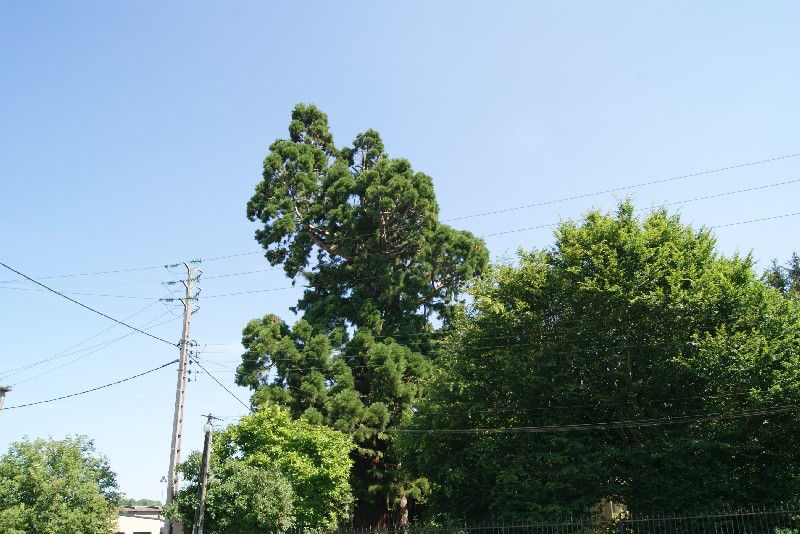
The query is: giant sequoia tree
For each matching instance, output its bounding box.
[402,202,800,520]
[237,104,488,527]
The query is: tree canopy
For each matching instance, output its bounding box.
[238,104,488,526]
[217,405,355,529]
[245,103,488,342]
[0,436,120,534]
[402,202,800,520]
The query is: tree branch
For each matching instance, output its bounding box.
[292,202,354,262]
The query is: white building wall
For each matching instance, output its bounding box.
[117,507,183,534]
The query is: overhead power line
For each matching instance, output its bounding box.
[190,356,251,412]
[198,207,800,299]
[3,152,798,285]
[0,264,165,284]
[203,267,282,280]
[0,262,177,347]
[3,359,178,410]
[712,212,800,229]
[0,286,158,299]
[9,314,181,387]
[479,209,800,239]
[444,152,800,222]
[388,403,800,434]
[0,301,161,378]
[202,252,264,262]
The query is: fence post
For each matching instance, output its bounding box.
[619,516,624,534]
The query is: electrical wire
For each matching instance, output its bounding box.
[10,314,181,387]
[2,359,179,410]
[4,153,798,285]
[200,207,800,299]
[203,252,264,262]
[0,301,161,378]
[203,267,282,280]
[189,356,251,412]
[0,262,177,347]
[713,212,800,229]
[444,152,800,222]
[242,167,800,259]
[203,285,303,299]
[0,264,165,284]
[0,201,792,303]
[0,285,158,299]
[192,358,240,371]
[387,402,800,434]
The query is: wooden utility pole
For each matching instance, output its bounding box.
[165,263,196,534]
[192,414,214,534]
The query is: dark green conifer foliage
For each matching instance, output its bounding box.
[238,104,488,526]
[764,252,800,297]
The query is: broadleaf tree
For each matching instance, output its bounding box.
[165,455,295,534]
[166,405,353,532]
[0,436,120,534]
[401,202,800,520]
[237,104,488,527]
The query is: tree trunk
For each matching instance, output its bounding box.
[353,497,389,532]
[396,494,409,531]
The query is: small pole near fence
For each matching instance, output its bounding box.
[619,516,625,534]
[193,414,215,534]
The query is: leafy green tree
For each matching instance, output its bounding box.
[165,455,295,534]
[403,202,800,520]
[167,405,354,532]
[218,405,354,529]
[0,436,120,534]
[238,104,488,526]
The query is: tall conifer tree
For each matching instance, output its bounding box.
[237,104,488,527]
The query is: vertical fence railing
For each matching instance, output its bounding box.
[615,506,800,534]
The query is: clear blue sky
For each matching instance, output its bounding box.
[1,1,798,500]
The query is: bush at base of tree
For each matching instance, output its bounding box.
[0,435,120,534]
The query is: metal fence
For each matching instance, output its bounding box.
[617,507,800,534]
[292,505,800,534]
